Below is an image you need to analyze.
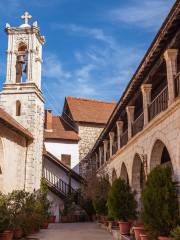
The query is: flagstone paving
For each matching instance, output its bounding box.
[29,222,114,240]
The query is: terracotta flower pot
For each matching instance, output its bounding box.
[140,234,148,240]
[133,227,145,240]
[0,232,8,240]
[3,231,13,240]
[41,222,49,229]
[118,221,131,235]
[158,237,171,240]
[48,215,56,223]
[61,215,68,223]
[13,228,23,239]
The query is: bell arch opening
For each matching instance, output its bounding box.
[16,42,28,83]
[120,162,129,184]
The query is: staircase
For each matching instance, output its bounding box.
[43,167,78,199]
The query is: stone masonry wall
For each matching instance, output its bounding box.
[78,123,104,163]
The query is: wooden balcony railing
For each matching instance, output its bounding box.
[121,129,128,147]
[148,86,168,121]
[132,112,144,137]
[43,168,76,196]
[174,72,180,97]
[112,141,118,155]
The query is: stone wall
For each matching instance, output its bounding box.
[78,123,105,161]
[0,122,27,194]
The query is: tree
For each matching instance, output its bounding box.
[142,166,179,238]
[90,175,110,216]
[107,178,137,221]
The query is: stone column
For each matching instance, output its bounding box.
[103,140,108,162]
[164,49,178,105]
[126,106,135,140]
[109,132,114,157]
[141,84,152,126]
[116,121,124,149]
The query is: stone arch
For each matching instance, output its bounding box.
[150,139,173,172]
[112,168,117,183]
[0,138,4,192]
[120,162,129,184]
[16,42,28,83]
[131,153,145,211]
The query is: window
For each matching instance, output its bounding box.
[16,100,21,116]
[61,154,71,168]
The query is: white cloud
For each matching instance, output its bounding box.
[108,0,175,29]
[43,52,71,80]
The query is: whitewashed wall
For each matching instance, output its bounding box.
[44,140,79,172]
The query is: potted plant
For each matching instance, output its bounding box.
[142,166,179,240]
[0,193,13,240]
[171,226,180,240]
[107,178,137,235]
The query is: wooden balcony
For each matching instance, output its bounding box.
[148,85,168,121]
[132,112,144,137]
[174,72,180,97]
[121,129,128,147]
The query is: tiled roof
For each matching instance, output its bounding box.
[66,97,116,124]
[43,150,84,183]
[44,116,80,141]
[0,108,33,140]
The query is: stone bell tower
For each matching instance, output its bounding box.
[0,12,45,191]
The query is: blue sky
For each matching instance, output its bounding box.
[0,0,175,114]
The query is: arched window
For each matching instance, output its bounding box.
[16,42,28,83]
[16,100,21,116]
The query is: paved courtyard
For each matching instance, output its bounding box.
[30,223,114,240]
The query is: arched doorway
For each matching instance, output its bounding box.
[132,154,146,211]
[120,162,129,184]
[112,168,117,183]
[0,138,4,192]
[150,139,173,172]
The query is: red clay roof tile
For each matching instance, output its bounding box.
[66,97,116,124]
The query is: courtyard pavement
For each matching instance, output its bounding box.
[29,222,114,240]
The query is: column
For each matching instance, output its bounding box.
[116,121,124,149]
[126,106,135,140]
[109,132,114,157]
[141,84,152,126]
[164,49,178,105]
[103,140,108,162]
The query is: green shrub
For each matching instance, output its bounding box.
[171,226,180,240]
[107,178,137,221]
[0,193,10,232]
[92,176,110,216]
[142,166,179,238]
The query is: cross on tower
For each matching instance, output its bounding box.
[21,12,32,25]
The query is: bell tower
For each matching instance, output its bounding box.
[0,12,45,191]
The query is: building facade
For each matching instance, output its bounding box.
[0,12,45,192]
[86,1,180,208]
